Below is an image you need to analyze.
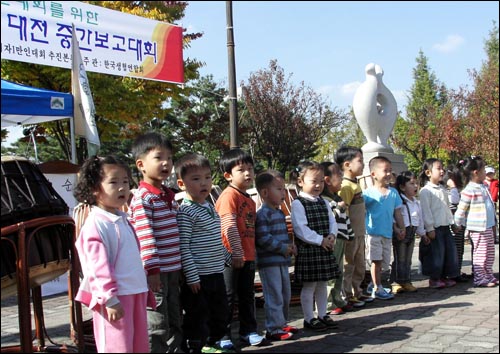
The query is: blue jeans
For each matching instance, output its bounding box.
[420,226,459,280]
[391,227,415,284]
[223,261,257,337]
[258,265,291,333]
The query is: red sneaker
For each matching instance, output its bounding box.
[329,307,345,315]
[266,330,294,341]
[282,325,299,334]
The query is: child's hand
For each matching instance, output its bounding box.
[421,234,431,245]
[451,224,461,233]
[148,273,162,292]
[397,227,406,241]
[232,257,244,269]
[291,244,298,256]
[426,230,436,241]
[189,282,201,294]
[107,302,124,322]
[321,237,331,251]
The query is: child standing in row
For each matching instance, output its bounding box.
[215,149,264,348]
[444,164,468,282]
[255,170,298,341]
[363,156,405,300]
[335,146,372,307]
[454,156,498,287]
[320,161,355,315]
[74,156,149,353]
[390,171,425,293]
[128,132,183,353]
[419,158,459,288]
[175,153,232,353]
[291,161,340,332]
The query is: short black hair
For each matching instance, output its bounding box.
[369,156,391,172]
[255,169,284,193]
[131,132,173,161]
[335,146,363,167]
[175,152,211,179]
[219,148,254,174]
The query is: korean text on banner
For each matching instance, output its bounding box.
[72,26,100,156]
[1,1,184,84]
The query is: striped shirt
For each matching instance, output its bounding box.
[177,199,229,285]
[255,203,292,269]
[128,181,181,275]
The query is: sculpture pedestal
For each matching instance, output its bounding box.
[358,151,408,189]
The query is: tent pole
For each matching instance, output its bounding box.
[70,116,76,164]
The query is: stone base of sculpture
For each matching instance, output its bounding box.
[358,151,408,189]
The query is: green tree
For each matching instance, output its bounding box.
[241,60,348,174]
[391,50,449,171]
[1,1,203,163]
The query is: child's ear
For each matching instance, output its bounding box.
[136,159,144,172]
[223,171,232,182]
[324,175,332,186]
[177,179,186,191]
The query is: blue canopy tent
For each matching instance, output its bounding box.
[1,79,73,125]
[1,79,76,162]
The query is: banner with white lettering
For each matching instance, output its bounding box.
[1,1,184,84]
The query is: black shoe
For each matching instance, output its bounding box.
[319,315,339,329]
[454,275,468,283]
[303,318,327,331]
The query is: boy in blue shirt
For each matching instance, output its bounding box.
[363,156,406,300]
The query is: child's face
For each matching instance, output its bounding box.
[426,161,444,184]
[401,177,418,199]
[486,172,494,181]
[473,165,486,184]
[177,166,212,204]
[344,153,364,177]
[298,169,324,197]
[225,162,254,191]
[371,161,392,186]
[325,166,343,193]
[137,147,173,188]
[95,164,130,213]
[262,177,286,209]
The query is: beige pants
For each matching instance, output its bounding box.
[342,234,366,299]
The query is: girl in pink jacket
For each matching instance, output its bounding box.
[74,156,151,352]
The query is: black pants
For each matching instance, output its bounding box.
[223,261,257,337]
[181,273,229,352]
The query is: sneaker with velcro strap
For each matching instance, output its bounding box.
[303,317,328,331]
[319,315,339,328]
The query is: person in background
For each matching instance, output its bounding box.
[484,166,499,244]
[74,155,150,353]
[128,132,183,353]
[255,170,298,341]
[444,164,468,282]
[455,156,498,288]
[320,161,355,315]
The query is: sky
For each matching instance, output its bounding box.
[4,1,499,146]
[180,1,498,111]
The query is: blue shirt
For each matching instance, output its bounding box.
[363,186,403,238]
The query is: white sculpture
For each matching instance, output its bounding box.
[353,63,398,153]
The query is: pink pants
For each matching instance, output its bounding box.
[93,292,148,353]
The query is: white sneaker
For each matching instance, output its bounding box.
[240,332,264,346]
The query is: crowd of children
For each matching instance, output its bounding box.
[73,135,498,353]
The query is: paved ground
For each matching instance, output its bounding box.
[2,242,499,353]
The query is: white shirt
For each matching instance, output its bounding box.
[291,191,338,246]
